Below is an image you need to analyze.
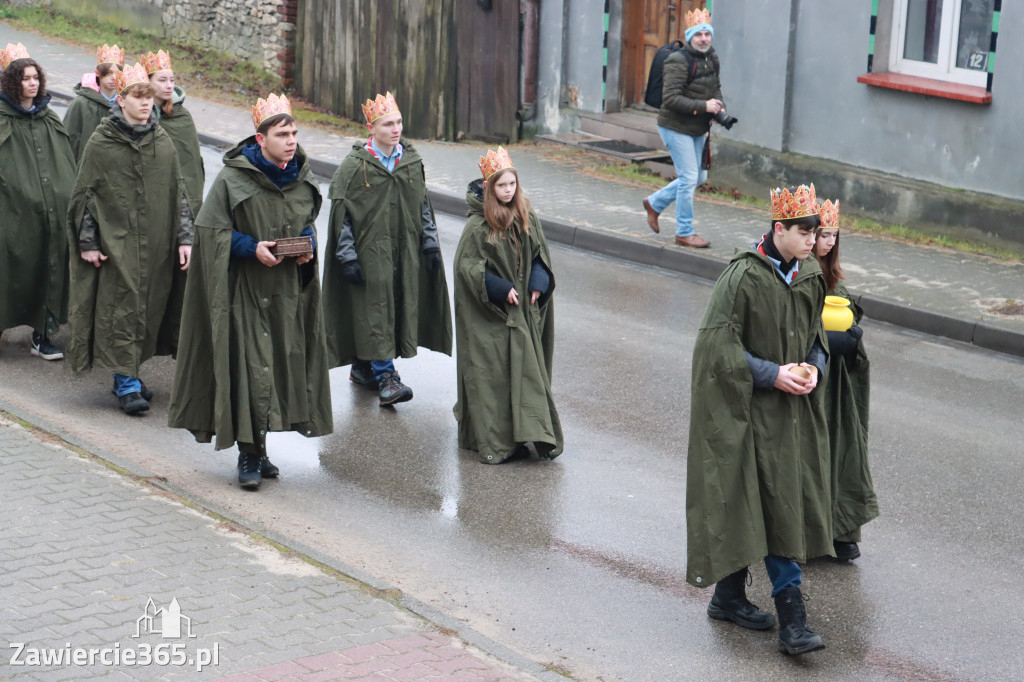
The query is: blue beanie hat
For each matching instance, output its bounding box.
[685,23,714,43]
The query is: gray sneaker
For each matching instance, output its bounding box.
[377,372,413,406]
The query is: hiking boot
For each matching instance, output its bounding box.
[111,378,154,402]
[833,540,861,562]
[260,455,280,478]
[707,568,776,630]
[237,452,262,489]
[377,371,413,406]
[30,331,63,361]
[118,392,150,416]
[774,586,825,655]
[349,359,379,389]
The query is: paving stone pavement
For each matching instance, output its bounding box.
[0,417,539,681]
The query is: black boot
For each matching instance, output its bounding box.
[833,540,861,562]
[260,455,280,478]
[774,586,825,655]
[707,568,776,630]
[237,451,262,489]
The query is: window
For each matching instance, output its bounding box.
[890,0,994,87]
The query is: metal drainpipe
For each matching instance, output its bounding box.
[518,0,540,123]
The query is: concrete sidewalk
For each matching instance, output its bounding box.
[5,22,1022,357]
[0,415,559,681]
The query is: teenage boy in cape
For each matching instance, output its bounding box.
[686,184,833,656]
[169,94,332,490]
[0,43,76,361]
[322,91,452,406]
[66,62,192,415]
[63,43,123,161]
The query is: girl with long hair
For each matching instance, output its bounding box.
[814,200,878,562]
[143,50,205,216]
[453,148,563,464]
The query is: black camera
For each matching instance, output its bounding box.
[713,111,738,130]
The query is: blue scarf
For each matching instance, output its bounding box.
[241,142,300,189]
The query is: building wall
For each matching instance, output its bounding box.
[23,0,295,76]
[535,0,620,132]
[713,0,1023,202]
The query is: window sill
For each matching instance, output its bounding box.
[857,72,991,104]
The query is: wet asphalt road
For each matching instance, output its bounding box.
[2,145,1023,680]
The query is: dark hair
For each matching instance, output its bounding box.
[814,227,844,290]
[483,168,532,243]
[1,58,47,107]
[771,214,821,233]
[257,113,296,136]
[96,62,118,79]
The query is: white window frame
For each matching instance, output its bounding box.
[890,0,989,87]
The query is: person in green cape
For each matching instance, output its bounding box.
[62,43,123,162]
[66,62,193,415]
[0,43,77,361]
[168,94,332,490]
[322,91,452,406]
[814,198,878,562]
[144,49,205,216]
[686,184,832,656]
[453,147,562,464]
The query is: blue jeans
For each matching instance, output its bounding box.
[764,555,802,597]
[647,126,707,238]
[113,373,142,397]
[370,359,395,381]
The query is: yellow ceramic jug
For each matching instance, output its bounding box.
[822,296,854,332]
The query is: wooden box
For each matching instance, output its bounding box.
[270,236,314,258]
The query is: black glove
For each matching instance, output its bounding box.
[827,326,861,361]
[423,248,442,273]
[341,259,365,285]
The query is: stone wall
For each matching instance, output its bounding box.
[22,0,297,81]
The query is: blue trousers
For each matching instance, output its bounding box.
[113,373,142,397]
[764,555,802,597]
[646,126,708,238]
[370,359,395,381]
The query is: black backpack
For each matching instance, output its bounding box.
[643,43,719,109]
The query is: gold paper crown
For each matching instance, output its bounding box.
[141,50,172,75]
[770,184,818,221]
[479,147,514,181]
[97,44,125,66]
[1,43,30,71]
[251,93,292,130]
[115,62,151,94]
[818,199,840,227]
[361,91,400,124]
[685,8,712,30]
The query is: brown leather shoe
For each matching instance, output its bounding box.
[642,198,660,234]
[675,234,710,248]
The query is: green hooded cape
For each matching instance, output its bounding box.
[62,83,111,162]
[453,181,562,464]
[0,97,76,336]
[686,248,834,588]
[167,140,332,450]
[823,284,878,542]
[65,114,187,376]
[156,86,205,216]
[322,139,452,366]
